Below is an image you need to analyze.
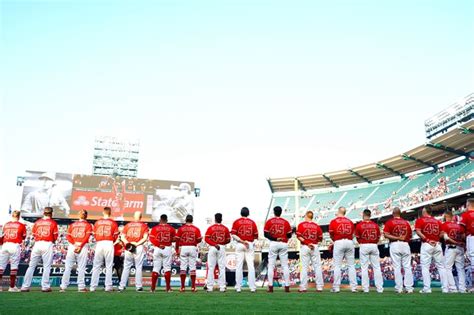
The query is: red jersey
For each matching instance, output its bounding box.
[205,224,231,246]
[296,221,323,245]
[264,217,292,242]
[114,241,124,256]
[442,221,465,244]
[415,216,442,242]
[355,220,381,244]
[460,210,474,236]
[176,224,202,246]
[149,223,176,247]
[32,218,58,242]
[122,221,148,243]
[329,217,354,241]
[231,217,258,242]
[66,220,92,248]
[383,217,412,242]
[2,221,27,244]
[94,218,119,242]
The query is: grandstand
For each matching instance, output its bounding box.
[267,120,474,228]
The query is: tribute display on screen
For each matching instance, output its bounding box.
[20,171,195,223]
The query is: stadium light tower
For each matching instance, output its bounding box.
[92,136,140,178]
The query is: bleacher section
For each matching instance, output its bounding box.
[271,158,473,226]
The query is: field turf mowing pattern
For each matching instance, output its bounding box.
[0,288,473,315]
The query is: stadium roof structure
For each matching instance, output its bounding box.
[267,120,474,193]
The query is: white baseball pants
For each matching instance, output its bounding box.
[0,242,21,271]
[420,242,448,292]
[22,241,54,290]
[444,246,466,292]
[332,239,357,291]
[234,242,256,291]
[389,241,413,292]
[120,245,145,289]
[359,243,383,292]
[60,244,89,290]
[180,246,198,272]
[153,246,173,273]
[90,240,114,291]
[267,241,289,287]
[207,246,226,291]
[299,244,323,291]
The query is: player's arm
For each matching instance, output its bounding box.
[52,222,59,242]
[263,230,277,241]
[328,221,335,241]
[253,222,259,240]
[205,228,218,248]
[224,229,231,245]
[135,228,149,247]
[66,225,74,244]
[230,222,243,242]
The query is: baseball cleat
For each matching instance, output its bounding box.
[78,288,89,293]
[166,288,173,293]
[419,289,432,294]
[298,289,307,293]
[250,289,256,293]
[8,287,20,293]
[330,288,340,293]
[284,286,290,293]
[316,288,323,293]
[20,288,30,292]
[267,286,273,293]
[191,287,197,293]
[42,288,52,293]
[0,287,3,292]
[405,290,413,294]
[59,288,66,293]
[235,289,241,293]
[136,288,144,292]
[351,289,358,293]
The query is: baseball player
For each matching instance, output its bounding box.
[0,211,27,292]
[59,210,93,292]
[231,207,258,293]
[21,207,59,292]
[176,214,202,292]
[383,207,413,293]
[355,209,383,293]
[205,213,231,292]
[328,206,357,293]
[442,210,466,293]
[149,214,176,292]
[113,228,125,282]
[459,198,474,293]
[415,205,449,293]
[90,207,119,292]
[119,211,149,292]
[296,210,324,293]
[264,206,293,293]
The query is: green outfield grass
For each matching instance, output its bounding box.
[0,288,472,315]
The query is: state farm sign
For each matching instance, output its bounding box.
[71,190,146,220]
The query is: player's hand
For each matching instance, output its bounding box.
[74,247,82,254]
[308,244,315,250]
[243,241,249,249]
[276,238,282,242]
[159,245,165,250]
[215,245,220,250]
[428,240,437,247]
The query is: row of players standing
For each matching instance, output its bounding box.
[1,200,474,293]
[0,206,257,293]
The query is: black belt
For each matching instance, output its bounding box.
[447,245,458,249]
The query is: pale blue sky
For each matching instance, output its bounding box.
[1,0,473,225]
